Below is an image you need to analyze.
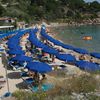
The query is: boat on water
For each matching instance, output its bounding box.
[82,36,92,40]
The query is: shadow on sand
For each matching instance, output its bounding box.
[16,81,28,89]
[7,72,21,79]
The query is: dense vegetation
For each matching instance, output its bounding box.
[0,0,100,22]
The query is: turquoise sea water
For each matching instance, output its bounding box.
[52,25,100,52]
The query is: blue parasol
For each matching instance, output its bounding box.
[7,49,25,55]
[73,48,88,54]
[26,61,52,73]
[40,28,74,50]
[56,53,76,63]
[42,46,59,55]
[10,55,33,62]
[75,60,100,71]
[8,45,22,49]
[90,52,100,59]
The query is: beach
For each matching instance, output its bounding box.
[0,46,85,96]
[0,25,100,99]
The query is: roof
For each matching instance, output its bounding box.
[0,26,14,29]
[0,17,14,21]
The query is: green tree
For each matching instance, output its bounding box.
[67,0,85,10]
[0,4,5,16]
[89,1,100,12]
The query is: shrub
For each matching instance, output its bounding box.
[12,90,47,100]
[87,94,100,100]
[62,75,97,94]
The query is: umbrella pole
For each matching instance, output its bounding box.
[2,52,10,93]
[5,64,10,92]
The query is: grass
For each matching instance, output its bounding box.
[12,90,72,100]
[62,74,97,94]
[12,90,47,100]
[87,94,100,100]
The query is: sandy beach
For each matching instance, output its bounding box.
[0,56,23,96]
[0,25,100,99]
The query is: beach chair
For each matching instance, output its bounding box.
[41,56,52,63]
[20,72,29,77]
[8,61,25,70]
[21,77,35,89]
[24,78,34,84]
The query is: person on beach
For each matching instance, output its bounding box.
[51,54,55,62]
[28,71,35,77]
[32,72,40,87]
[41,74,47,80]
[25,51,32,57]
[79,54,85,60]
[40,74,47,84]
[89,57,94,63]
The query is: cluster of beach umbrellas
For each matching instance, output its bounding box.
[1,28,53,95]
[1,26,100,73]
[0,30,20,40]
[75,60,100,72]
[28,28,78,65]
[39,26,100,72]
[40,27,100,56]
[6,28,52,74]
[0,26,100,96]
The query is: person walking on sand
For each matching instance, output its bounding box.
[33,72,40,87]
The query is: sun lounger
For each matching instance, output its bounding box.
[25,78,34,84]
[21,77,34,88]
[20,72,29,77]
[8,61,25,70]
[41,56,52,63]
[49,61,64,66]
[20,71,35,89]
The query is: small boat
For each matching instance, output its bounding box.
[82,36,92,40]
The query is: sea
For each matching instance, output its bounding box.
[52,24,100,53]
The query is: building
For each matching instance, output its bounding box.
[0,17,15,23]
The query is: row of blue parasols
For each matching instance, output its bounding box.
[40,27,100,59]
[6,29,52,73]
[27,27,100,72]
[1,27,99,97]
[4,27,100,72]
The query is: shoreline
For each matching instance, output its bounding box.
[46,18,100,27]
[48,22,100,27]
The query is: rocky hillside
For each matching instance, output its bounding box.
[0,0,100,22]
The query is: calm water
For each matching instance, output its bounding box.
[52,25,100,52]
